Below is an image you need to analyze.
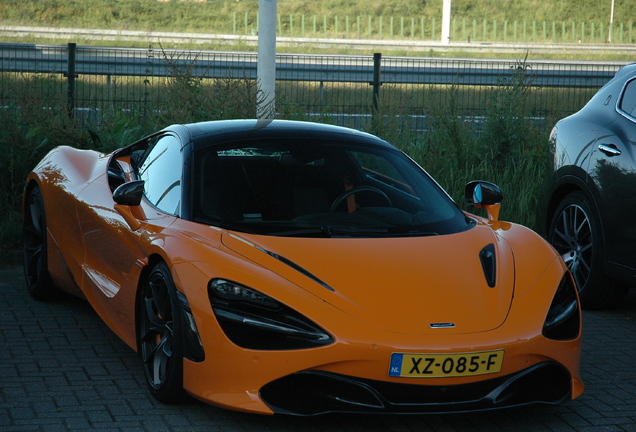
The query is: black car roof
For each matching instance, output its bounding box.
[163,119,395,151]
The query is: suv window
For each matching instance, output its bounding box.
[138,135,182,215]
[619,78,636,118]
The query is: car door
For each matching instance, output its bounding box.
[588,77,636,274]
[77,133,183,345]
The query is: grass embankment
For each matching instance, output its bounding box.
[1,0,633,33]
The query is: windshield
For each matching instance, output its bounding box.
[193,137,471,237]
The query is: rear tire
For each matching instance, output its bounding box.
[22,186,57,301]
[548,191,628,309]
[138,261,190,404]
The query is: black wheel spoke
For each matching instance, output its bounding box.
[149,279,169,318]
[143,296,165,329]
[149,337,169,386]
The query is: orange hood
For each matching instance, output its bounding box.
[221,225,515,335]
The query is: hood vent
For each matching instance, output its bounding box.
[256,246,335,292]
[479,244,497,288]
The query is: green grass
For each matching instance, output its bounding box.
[1,0,633,32]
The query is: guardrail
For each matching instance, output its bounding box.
[0,42,624,87]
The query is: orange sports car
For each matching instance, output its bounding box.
[23,119,583,415]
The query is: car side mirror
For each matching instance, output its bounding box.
[113,180,145,206]
[465,181,503,206]
[465,181,504,222]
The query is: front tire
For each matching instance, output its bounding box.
[548,191,627,309]
[138,261,189,404]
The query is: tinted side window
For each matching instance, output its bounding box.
[619,79,636,118]
[138,135,182,215]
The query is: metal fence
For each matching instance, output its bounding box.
[2,16,635,45]
[0,42,627,130]
[232,13,636,45]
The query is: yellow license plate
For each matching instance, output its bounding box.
[389,350,504,378]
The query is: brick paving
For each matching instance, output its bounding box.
[1,262,635,431]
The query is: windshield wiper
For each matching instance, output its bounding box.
[274,226,391,238]
[329,227,390,237]
[273,227,334,237]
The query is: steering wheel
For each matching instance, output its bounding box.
[329,186,392,212]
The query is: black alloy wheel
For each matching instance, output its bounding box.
[22,186,56,300]
[548,191,627,309]
[138,261,189,404]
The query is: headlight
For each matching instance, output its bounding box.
[209,279,334,350]
[543,272,581,341]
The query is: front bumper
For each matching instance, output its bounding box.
[260,362,572,415]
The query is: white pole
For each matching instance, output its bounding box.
[441,0,451,44]
[257,0,276,118]
[608,0,615,43]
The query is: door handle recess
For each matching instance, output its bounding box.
[598,143,622,157]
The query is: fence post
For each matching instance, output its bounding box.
[66,42,76,119]
[371,52,381,117]
[581,22,585,43]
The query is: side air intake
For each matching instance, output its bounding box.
[479,243,497,288]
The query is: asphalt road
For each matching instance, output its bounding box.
[1,262,635,431]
